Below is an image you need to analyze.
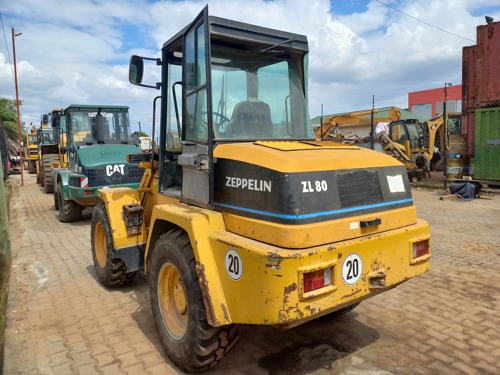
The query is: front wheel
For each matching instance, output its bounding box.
[150,229,238,372]
[53,189,59,210]
[28,160,36,174]
[43,154,58,194]
[57,181,82,222]
[91,203,136,287]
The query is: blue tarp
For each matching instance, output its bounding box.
[449,181,482,200]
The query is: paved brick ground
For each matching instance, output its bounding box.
[4,174,500,374]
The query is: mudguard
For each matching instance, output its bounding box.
[97,188,147,252]
[146,204,230,327]
[53,168,70,199]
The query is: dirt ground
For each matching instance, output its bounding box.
[3,173,500,375]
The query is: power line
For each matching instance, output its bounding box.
[375,0,476,43]
[0,13,15,81]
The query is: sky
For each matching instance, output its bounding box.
[1,0,499,137]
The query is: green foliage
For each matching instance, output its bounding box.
[131,130,149,137]
[0,97,23,141]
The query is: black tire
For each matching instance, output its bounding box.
[91,202,136,287]
[331,302,361,317]
[53,188,59,211]
[150,229,238,372]
[36,161,43,186]
[43,154,58,194]
[57,181,82,222]
[28,160,36,174]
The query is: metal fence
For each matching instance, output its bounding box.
[0,126,9,182]
[446,101,500,187]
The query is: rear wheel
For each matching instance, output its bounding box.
[331,302,361,317]
[150,229,238,372]
[43,154,58,194]
[91,203,136,287]
[36,161,43,186]
[28,160,36,174]
[57,181,82,222]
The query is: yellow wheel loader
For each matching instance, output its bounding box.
[23,126,38,174]
[36,109,65,193]
[91,7,431,372]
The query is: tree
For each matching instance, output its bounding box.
[131,130,149,137]
[0,97,23,142]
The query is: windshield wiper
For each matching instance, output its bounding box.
[260,38,295,52]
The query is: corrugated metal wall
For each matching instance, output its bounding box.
[462,21,500,181]
[474,107,500,180]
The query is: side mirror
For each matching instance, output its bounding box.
[129,55,144,85]
[129,55,161,90]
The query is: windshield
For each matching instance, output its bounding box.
[67,107,132,145]
[407,121,423,149]
[27,134,37,144]
[211,46,314,141]
[41,129,54,144]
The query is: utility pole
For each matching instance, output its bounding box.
[320,104,323,140]
[12,27,24,186]
[370,95,375,150]
[138,121,142,133]
[443,83,452,190]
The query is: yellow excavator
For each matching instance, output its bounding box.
[316,106,401,140]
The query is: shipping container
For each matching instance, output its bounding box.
[474,107,500,181]
[476,23,500,108]
[462,109,475,156]
[462,22,500,109]
[462,46,476,109]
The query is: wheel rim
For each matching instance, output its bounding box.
[158,262,187,340]
[94,221,107,268]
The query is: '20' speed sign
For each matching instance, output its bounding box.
[225,249,243,280]
[342,253,363,285]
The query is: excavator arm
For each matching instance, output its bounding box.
[316,107,401,140]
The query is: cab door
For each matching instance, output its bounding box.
[177,6,214,208]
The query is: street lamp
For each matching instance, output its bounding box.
[443,82,452,190]
[12,27,23,186]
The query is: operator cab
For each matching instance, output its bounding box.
[389,119,424,151]
[129,6,313,207]
[64,105,133,147]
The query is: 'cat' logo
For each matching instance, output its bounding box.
[106,164,125,176]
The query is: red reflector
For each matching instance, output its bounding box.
[304,268,331,293]
[413,240,429,258]
[83,189,94,196]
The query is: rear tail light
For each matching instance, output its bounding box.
[303,267,332,293]
[413,240,430,259]
[83,189,94,196]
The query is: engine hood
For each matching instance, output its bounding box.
[214,140,403,172]
[76,144,140,168]
[213,140,414,229]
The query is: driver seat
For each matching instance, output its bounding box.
[228,98,273,138]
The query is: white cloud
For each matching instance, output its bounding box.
[1,0,499,129]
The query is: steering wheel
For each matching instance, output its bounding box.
[213,112,231,133]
